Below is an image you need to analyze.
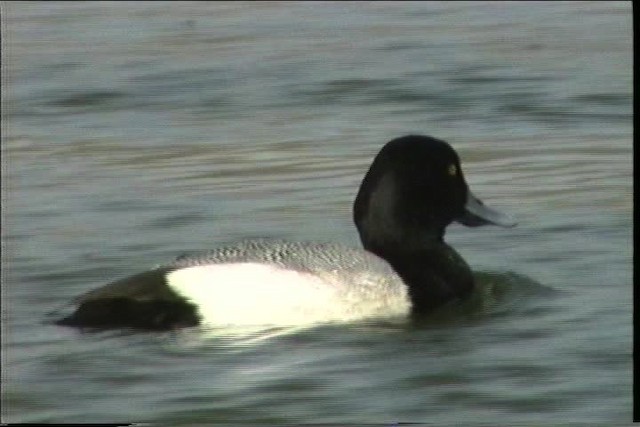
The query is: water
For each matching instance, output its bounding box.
[2,1,632,424]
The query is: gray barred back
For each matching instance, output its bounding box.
[167,239,402,281]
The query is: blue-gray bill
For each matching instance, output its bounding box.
[456,190,517,228]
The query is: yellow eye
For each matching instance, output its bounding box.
[448,164,457,176]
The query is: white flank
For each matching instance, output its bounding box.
[166,262,410,327]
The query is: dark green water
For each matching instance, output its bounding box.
[2,1,632,424]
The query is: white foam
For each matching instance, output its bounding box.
[166,262,410,327]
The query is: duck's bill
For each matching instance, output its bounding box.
[456,190,517,228]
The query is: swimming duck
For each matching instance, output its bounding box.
[55,135,515,330]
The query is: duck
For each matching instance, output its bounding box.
[55,135,515,330]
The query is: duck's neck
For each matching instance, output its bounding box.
[366,241,475,314]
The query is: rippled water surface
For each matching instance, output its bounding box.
[2,1,632,424]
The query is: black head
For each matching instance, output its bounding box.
[353,135,514,256]
[352,135,515,310]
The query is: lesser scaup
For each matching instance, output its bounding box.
[55,135,515,330]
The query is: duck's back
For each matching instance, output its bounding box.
[171,239,393,276]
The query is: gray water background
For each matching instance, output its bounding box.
[1,1,632,424]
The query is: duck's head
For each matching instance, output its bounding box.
[353,135,515,256]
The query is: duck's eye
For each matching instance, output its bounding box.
[448,164,457,176]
